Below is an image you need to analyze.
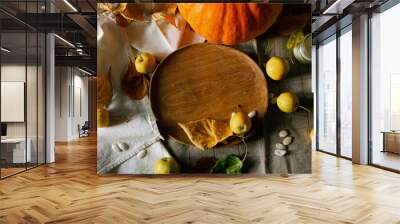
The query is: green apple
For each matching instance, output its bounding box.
[134,52,156,74]
[277,91,298,113]
[230,111,252,135]
[266,56,290,81]
[154,157,180,174]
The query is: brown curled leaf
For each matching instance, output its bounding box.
[115,13,132,27]
[98,3,127,14]
[120,4,146,21]
[121,59,149,100]
[119,3,178,26]
[152,12,176,27]
[107,3,127,13]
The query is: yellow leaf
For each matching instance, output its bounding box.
[106,3,127,13]
[120,4,146,22]
[97,68,113,108]
[178,119,233,150]
[152,12,176,27]
[119,3,178,24]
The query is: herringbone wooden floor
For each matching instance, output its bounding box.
[0,135,399,224]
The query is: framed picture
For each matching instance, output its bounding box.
[97,3,312,175]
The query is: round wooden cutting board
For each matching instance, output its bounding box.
[150,43,268,146]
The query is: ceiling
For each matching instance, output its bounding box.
[311,0,390,43]
[1,0,393,74]
[0,0,96,74]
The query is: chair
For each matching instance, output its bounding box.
[79,121,90,138]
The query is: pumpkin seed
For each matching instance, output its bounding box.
[274,149,287,157]
[137,149,147,159]
[248,111,256,118]
[112,143,121,152]
[279,129,289,138]
[275,143,286,150]
[117,142,130,151]
[282,136,293,146]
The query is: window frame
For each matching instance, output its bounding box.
[315,24,353,161]
[367,0,400,173]
[0,1,48,180]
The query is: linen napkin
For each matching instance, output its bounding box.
[97,14,170,174]
[97,97,166,174]
[124,13,205,60]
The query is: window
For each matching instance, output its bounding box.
[339,27,352,158]
[370,2,400,171]
[316,25,353,159]
[317,35,337,154]
[0,1,47,179]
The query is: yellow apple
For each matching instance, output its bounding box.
[277,92,298,113]
[134,52,156,74]
[154,157,180,174]
[230,111,252,135]
[97,107,110,127]
[266,56,290,81]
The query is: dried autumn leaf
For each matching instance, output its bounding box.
[178,119,233,150]
[119,3,178,26]
[153,4,177,15]
[97,3,110,13]
[98,3,127,14]
[123,76,149,101]
[120,4,146,21]
[97,107,110,128]
[152,12,176,27]
[97,68,113,108]
[115,13,132,27]
[106,3,127,13]
[152,4,177,27]
[121,59,149,100]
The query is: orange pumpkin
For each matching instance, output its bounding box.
[178,3,283,45]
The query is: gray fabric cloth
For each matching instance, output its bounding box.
[97,14,174,174]
[97,97,169,174]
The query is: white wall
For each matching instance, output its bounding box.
[1,63,46,164]
[72,73,89,138]
[55,67,69,141]
[54,67,89,141]
[1,65,26,138]
[1,65,39,138]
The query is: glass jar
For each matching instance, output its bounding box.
[293,34,311,64]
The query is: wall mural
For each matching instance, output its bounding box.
[97,3,312,175]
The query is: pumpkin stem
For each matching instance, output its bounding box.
[236,104,243,112]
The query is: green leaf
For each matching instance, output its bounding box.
[211,158,227,174]
[225,155,243,174]
[211,154,243,174]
